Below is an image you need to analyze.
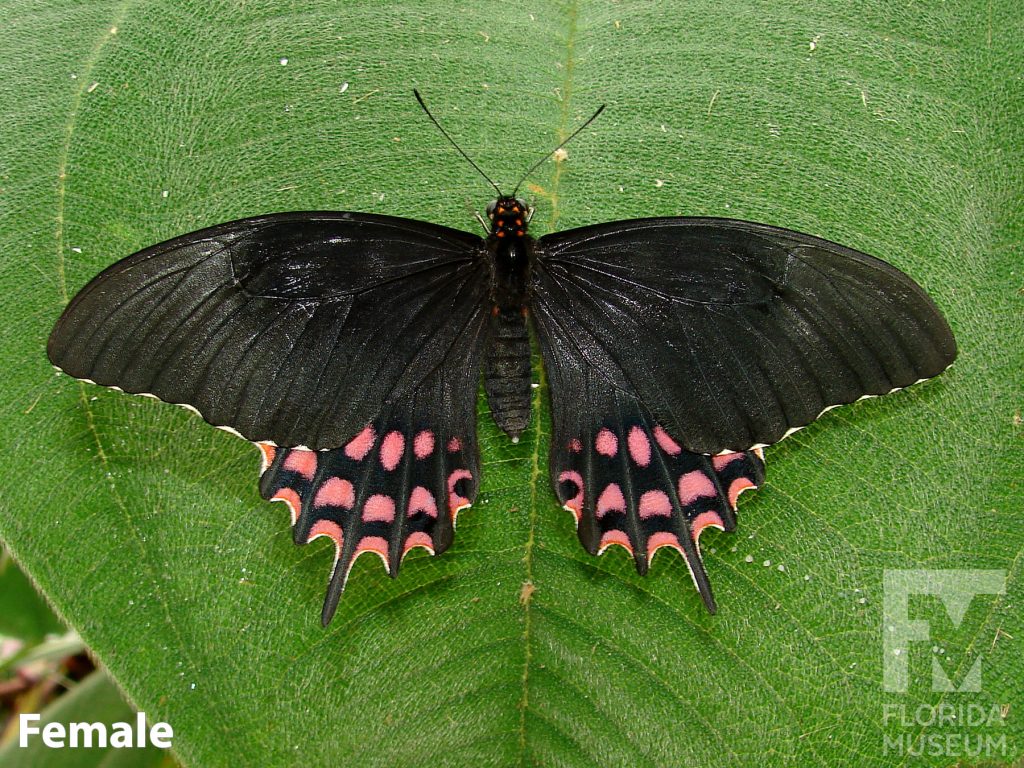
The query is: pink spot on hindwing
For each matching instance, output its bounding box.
[638,490,672,518]
[447,469,473,513]
[712,452,742,472]
[314,477,354,509]
[595,428,618,457]
[653,426,682,455]
[647,531,681,554]
[568,438,582,453]
[403,531,434,554]
[628,426,652,467]
[557,470,584,519]
[727,478,756,508]
[344,425,376,461]
[413,430,435,459]
[678,470,716,505]
[596,483,626,518]
[307,520,343,554]
[598,529,632,554]
[363,494,396,523]
[354,536,389,559]
[272,487,302,524]
[283,449,317,480]
[257,442,277,473]
[380,431,405,471]
[447,436,461,452]
[408,486,438,518]
[691,510,725,542]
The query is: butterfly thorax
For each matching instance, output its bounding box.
[483,196,534,440]
[487,196,531,302]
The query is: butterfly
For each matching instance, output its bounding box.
[47,92,957,625]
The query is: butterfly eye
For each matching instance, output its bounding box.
[515,197,528,211]
[485,200,497,217]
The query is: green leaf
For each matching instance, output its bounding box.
[1,2,1020,766]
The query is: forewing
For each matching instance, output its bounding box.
[48,211,489,449]
[534,217,956,454]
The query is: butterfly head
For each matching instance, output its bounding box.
[486,196,529,239]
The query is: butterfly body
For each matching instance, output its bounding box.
[484,195,535,439]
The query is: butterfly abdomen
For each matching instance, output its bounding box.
[484,306,531,439]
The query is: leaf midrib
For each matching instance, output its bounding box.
[516,0,582,761]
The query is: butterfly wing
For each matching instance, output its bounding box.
[534,217,955,454]
[535,317,766,611]
[531,217,955,607]
[254,365,480,625]
[49,211,489,449]
[49,211,489,621]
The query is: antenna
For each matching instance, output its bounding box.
[512,103,605,196]
[414,89,503,197]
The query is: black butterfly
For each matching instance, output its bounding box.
[47,93,956,624]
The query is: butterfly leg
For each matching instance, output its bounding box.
[256,406,477,625]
